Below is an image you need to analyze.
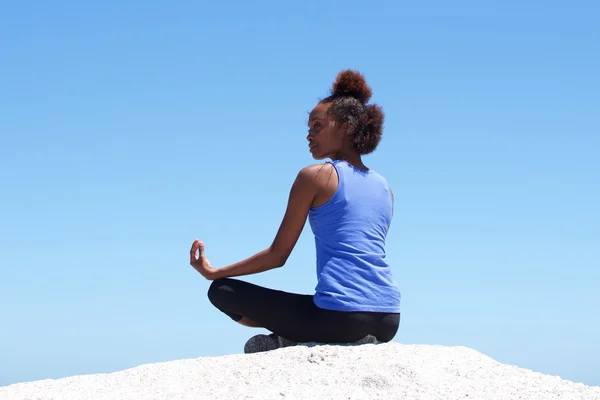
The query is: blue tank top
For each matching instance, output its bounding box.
[308,160,401,313]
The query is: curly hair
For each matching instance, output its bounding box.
[320,70,385,155]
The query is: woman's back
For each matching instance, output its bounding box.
[308,159,401,313]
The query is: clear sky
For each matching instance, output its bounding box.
[1,0,599,388]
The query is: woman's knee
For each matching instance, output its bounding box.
[376,313,401,342]
[207,278,232,308]
[207,278,245,322]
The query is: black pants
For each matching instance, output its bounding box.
[207,278,400,344]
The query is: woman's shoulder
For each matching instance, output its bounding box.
[297,162,336,179]
[294,163,338,193]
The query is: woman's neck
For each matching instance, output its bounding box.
[331,150,368,172]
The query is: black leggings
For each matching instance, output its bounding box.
[207,278,400,344]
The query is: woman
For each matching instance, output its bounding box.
[189,70,401,353]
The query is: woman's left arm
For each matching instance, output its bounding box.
[207,166,320,280]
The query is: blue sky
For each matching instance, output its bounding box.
[1,0,599,388]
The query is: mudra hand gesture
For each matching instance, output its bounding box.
[189,239,217,280]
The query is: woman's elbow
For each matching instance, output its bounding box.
[274,254,287,268]
[269,248,289,268]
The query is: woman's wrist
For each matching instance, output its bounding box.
[209,267,226,281]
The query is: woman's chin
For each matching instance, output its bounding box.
[309,148,324,160]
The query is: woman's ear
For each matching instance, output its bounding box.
[339,122,351,138]
[328,114,350,139]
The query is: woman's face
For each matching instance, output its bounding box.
[306,102,346,160]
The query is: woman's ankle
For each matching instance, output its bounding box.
[237,317,262,327]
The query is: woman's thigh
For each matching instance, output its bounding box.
[207,278,317,337]
[207,278,399,343]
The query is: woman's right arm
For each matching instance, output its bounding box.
[210,165,322,279]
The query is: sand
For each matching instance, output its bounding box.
[1,342,598,399]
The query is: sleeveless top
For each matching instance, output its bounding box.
[308,159,401,313]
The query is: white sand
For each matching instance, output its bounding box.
[1,342,598,400]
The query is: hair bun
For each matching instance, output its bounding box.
[331,70,373,104]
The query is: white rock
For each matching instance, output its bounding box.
[1,343,598,400]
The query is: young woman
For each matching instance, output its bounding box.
[189,70,401,353]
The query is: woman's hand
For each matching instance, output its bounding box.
[189,239,217,280]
